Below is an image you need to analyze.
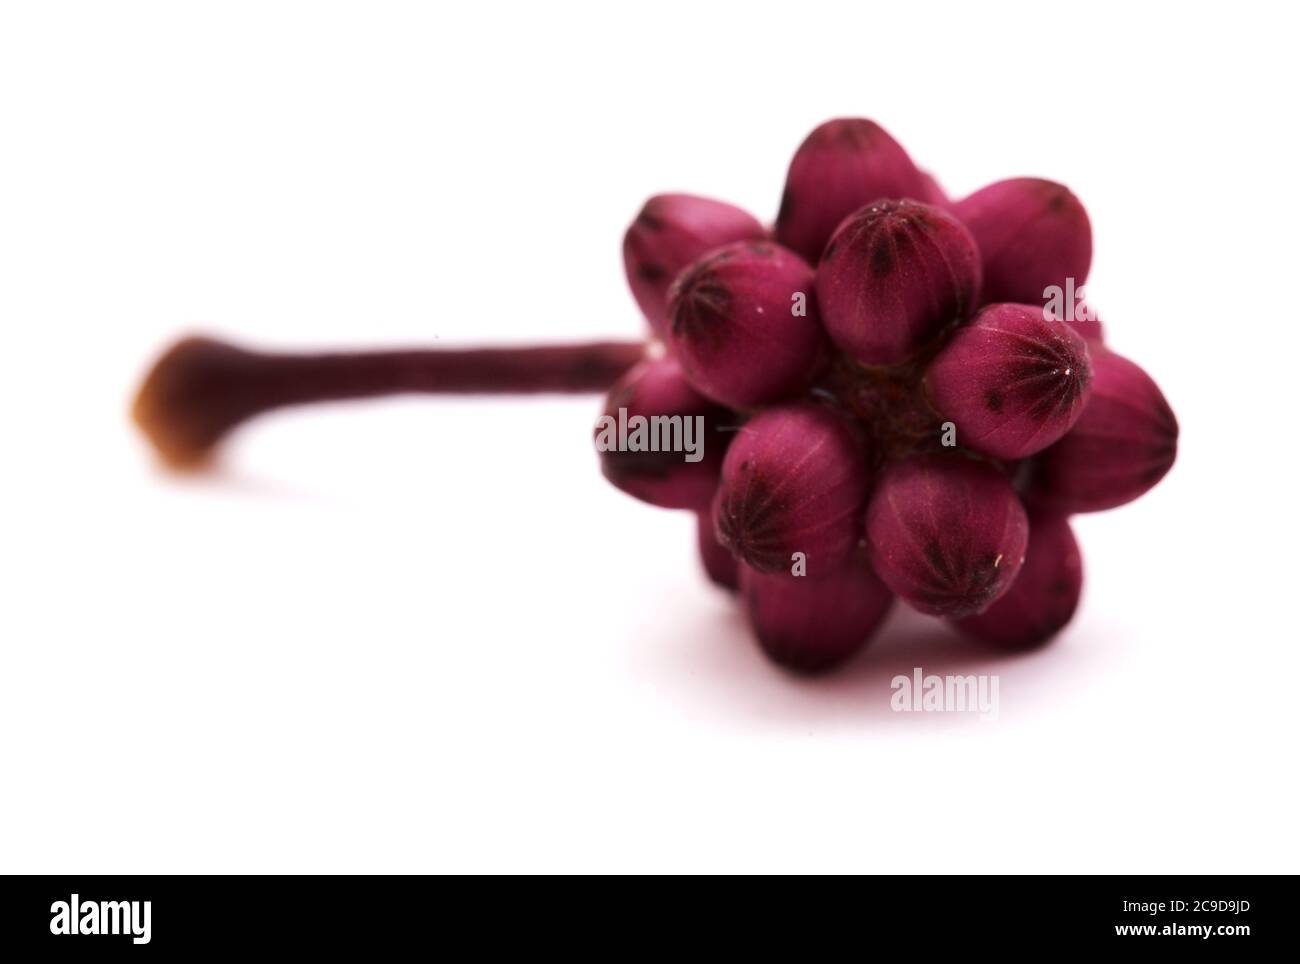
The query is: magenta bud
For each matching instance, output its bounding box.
[1025,350,1178,513]
[923,303,1093,460]
[866,454,1028,618]
[741,552,893,673]
[1065,313,1105,344]
[714,404,869,574]
[696,510,739,591]
[595,356,732,511]
[954,178,1093,306]
[667,241,827,408]
[956,511,1083,648]
[775,118,930,263]
[623,194,768,338]
[816,199,982,365]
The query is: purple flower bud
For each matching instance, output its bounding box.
[866,454,1028,617]
[623,194,768,338]
[1025,349,1178,513]
[923,303,1093,459]
[954,178,1093,306]
[956,511,1083,648]
[1065,313,1105,344]
[596,356,731,511]
[741,552,894,673]
[714,404,869,574]
[775,118,930,263]
[696,510,739,591]
[667,241,827,408]
[816,199,982,365]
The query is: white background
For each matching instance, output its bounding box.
[2,1,1297,873]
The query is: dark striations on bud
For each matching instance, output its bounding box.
[667,241,827,408]
[956,511,1083,648]
[924,303,1093,459]
[1024,349,1178,513]
[816,199,982,365]
[866,454,1028,618]
[741,551,894,673]
[775,118,930,263]
[696,510,739,591]
[596,356,732,511]
[623,194,768,339]
[954,178,1093,306]
[714,404,869,574]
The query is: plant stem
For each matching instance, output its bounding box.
[133,335,647,468]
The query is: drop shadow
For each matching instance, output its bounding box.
[638,588,1082,729]
[140,454,329,504]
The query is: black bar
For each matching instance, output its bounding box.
[0,875,1283,953]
